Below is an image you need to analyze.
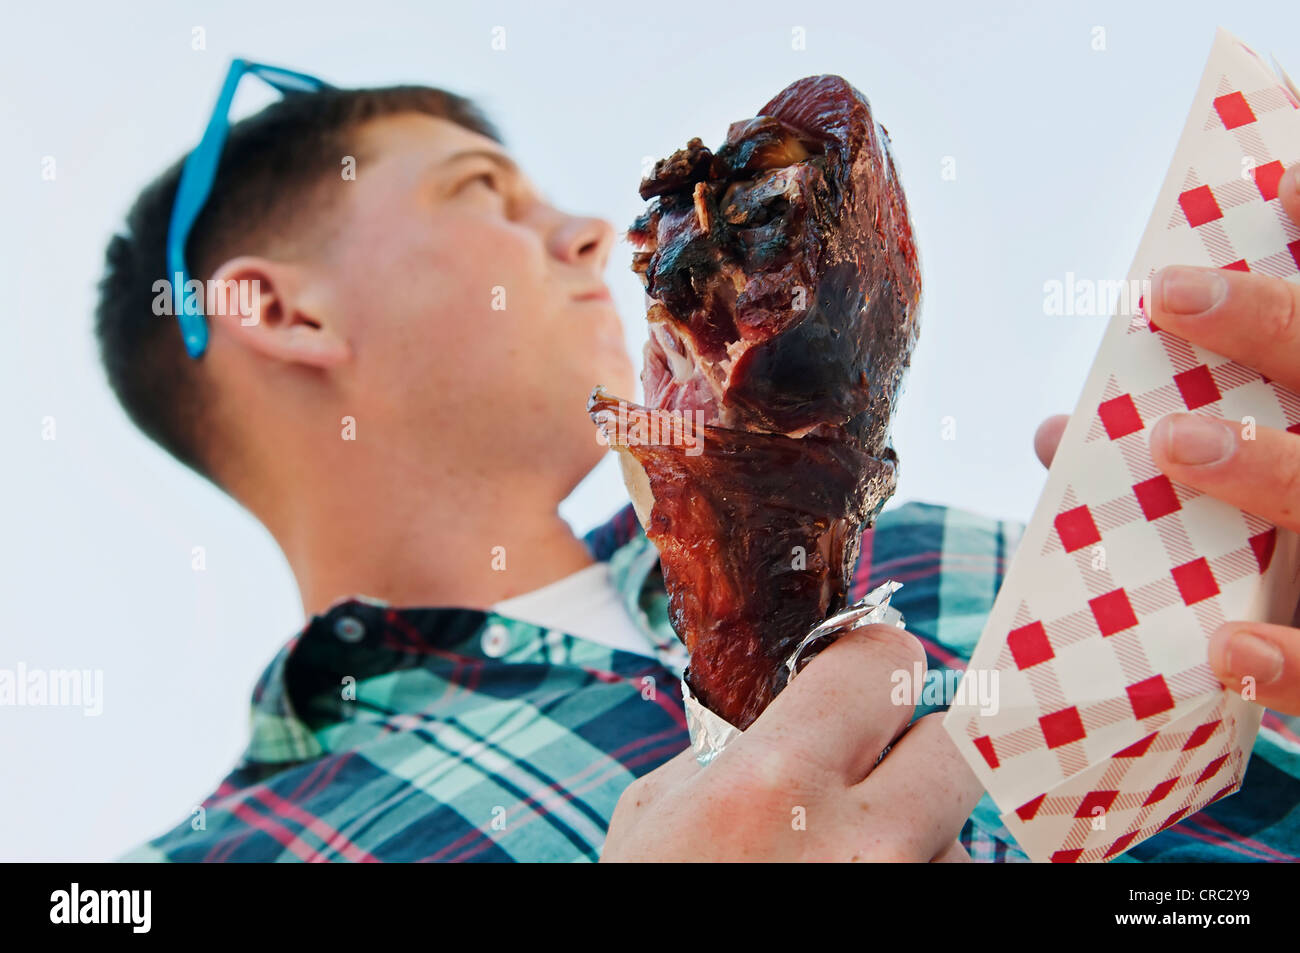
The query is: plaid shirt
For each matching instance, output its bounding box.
[120,501,1300,862]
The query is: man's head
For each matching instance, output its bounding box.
[96,82,635,522]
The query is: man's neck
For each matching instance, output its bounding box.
[266,451,598,619]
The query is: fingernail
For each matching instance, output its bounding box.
[1225,630,1284,685]
[1155,265,1227,315]
[1160,414,1236,466]
[1289,163,1300,199]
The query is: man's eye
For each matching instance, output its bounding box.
[460,171,502,193]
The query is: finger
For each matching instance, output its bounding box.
[1280,163,1300,232]
[1146,262,1300,393]
[1148,415,1300,533]
[854,712,986,861]
[734,623,925,785]
[931,840,972,863]
[1208,621,1300,716]
[1034,414,1070,469]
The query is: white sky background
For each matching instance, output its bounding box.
[3,0,1294,861]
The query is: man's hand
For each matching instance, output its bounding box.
[1034,162,1300,716]
[600,624,983,861]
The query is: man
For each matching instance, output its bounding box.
[102,68,1300,861]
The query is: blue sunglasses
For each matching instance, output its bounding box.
[166,58,332,358]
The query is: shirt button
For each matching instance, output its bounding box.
[333,615,366,643]
[481,622,510,658]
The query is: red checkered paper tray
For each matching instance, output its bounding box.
[943,28,1300,863]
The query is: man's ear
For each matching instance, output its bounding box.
[204,256,351,368]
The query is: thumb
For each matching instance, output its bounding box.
[1208,622,1300,716]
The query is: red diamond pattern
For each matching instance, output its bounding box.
[1007,621,1054,670]
[1171,557,1220,605]
[1090,588,1139,636]
[1196,753,1229,784]
[1253,159,1285,201]
[1055,505,1102,553]
[1213,91,1256,128]
[1179,185,1223,227]
[1142,776,1179,806]
[1182,720,1221,750]
[1173,365,1222,409]
[1250,529,1277,573]
[1040,706,1087,748]
[1016,793,1046,822]
[1104,831,1141,858]
[1126,674,1176,719]
[1115,733,1158,757]
[1098,394,1144,439]
[1075,789,1120,818]
[1133,475,1181,521]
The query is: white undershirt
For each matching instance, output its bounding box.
[491,561,658,659]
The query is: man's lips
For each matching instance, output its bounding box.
[573,287,613,302]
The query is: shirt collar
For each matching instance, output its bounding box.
[237,502,667,769]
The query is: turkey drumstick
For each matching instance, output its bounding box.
[589,75,921,730]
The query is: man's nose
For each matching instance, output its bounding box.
[548,214,617,273]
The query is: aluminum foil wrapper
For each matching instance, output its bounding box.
[681,580,906,766]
